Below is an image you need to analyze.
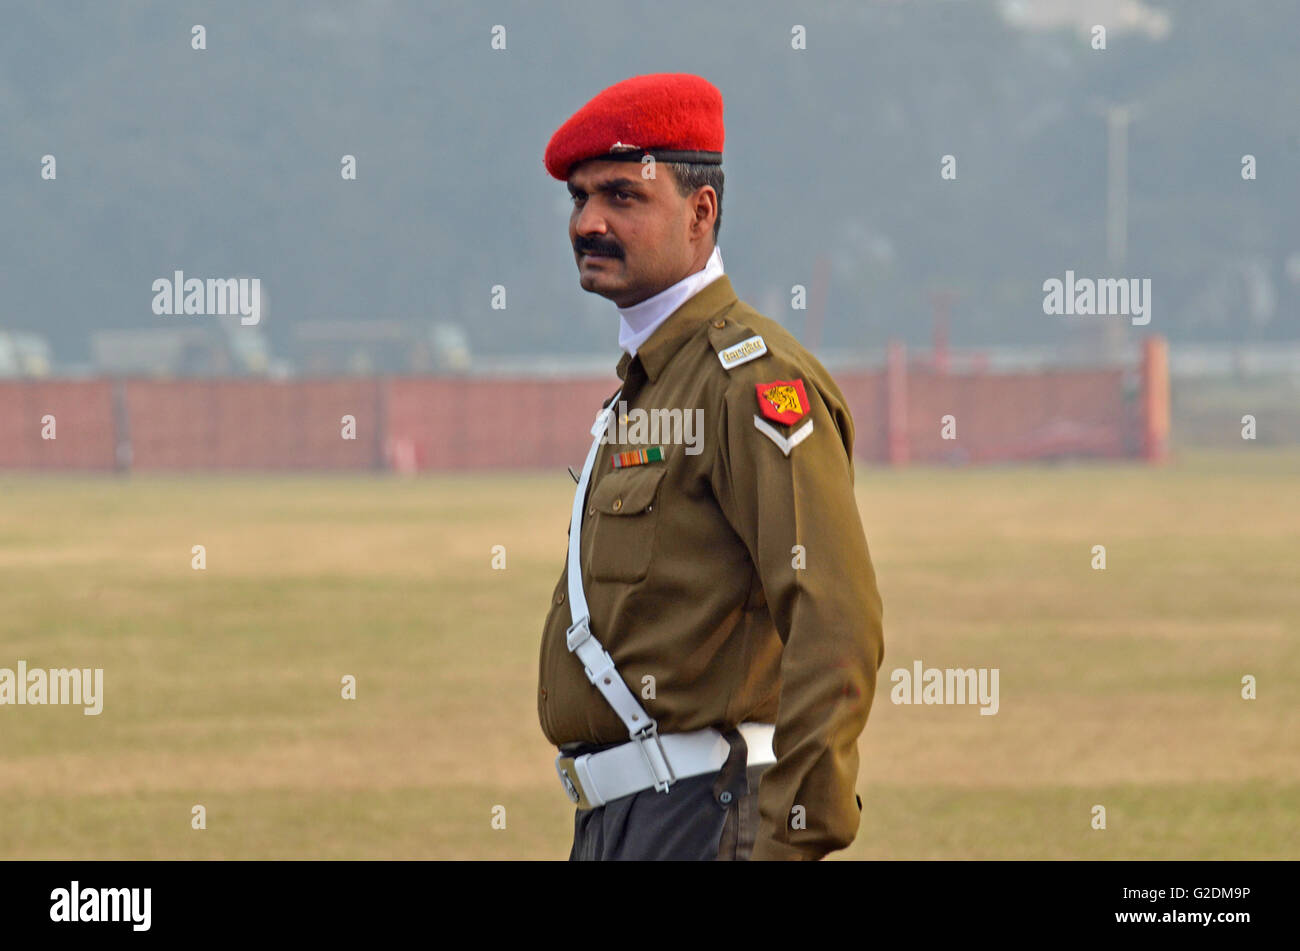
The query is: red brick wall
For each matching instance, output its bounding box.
[384,377,617,470]
[833,371,888,462]
[903,368,1128,463]
[123,380,383,470]
[0,381,117,470]
[0,345,1166,471]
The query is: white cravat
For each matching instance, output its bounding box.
[617,245,725,357]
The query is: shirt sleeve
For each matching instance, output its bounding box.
[709,363,886,861]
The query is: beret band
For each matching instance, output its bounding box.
[587,149,722,167]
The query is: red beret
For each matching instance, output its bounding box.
[544,72,724,180]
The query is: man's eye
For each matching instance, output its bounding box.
[614,191,632,201]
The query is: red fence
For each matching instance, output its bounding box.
[0,338,1168,472]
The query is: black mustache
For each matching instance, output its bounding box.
[574,236,623,258]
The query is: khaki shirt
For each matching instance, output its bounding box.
[538,274,885,860]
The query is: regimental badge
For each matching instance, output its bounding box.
[755,379,809,425]
[611,445,664,469]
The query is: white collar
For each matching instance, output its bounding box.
[617,245,725,357]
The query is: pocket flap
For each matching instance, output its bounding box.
[589,465,666,515]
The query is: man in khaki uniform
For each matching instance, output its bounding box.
[538,72,885,861]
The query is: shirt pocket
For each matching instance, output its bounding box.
[586,464,667,583]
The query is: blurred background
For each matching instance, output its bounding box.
[1,0,1298,445]
[0,0,1296,859]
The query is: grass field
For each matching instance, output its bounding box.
[1,449,1297,859]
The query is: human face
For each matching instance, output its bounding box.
[566,159,700,309]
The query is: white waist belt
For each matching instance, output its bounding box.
[556,721,776,810]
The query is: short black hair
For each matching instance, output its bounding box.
[664,162,723,242]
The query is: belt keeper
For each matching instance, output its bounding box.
[583,650,617,685]
[631,721,674,793]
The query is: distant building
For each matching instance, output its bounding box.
[291,320,470,375]
[90,324,283,377]
[999,0,1171,39]
[0,331,54,378]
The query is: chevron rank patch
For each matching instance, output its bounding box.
[753,415,814,456]
[755,379,809,425]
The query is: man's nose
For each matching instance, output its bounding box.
[573,201,607,236]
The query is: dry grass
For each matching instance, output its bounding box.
[0,450,1296,859]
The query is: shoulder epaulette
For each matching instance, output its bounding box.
[708,314,769,372]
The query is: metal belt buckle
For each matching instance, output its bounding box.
[555,755,593,810]
[631,721,674,794]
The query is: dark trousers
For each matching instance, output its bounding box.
[568,727,770,861]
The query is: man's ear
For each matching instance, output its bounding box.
[691,187,717,238]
